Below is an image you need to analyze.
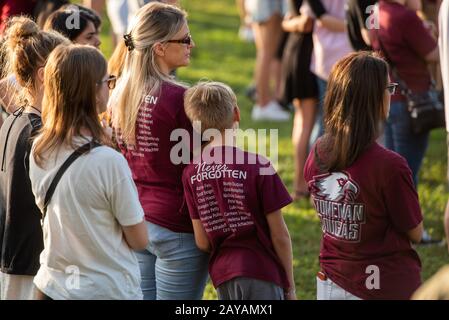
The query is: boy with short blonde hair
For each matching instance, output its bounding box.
[182,81,296,300]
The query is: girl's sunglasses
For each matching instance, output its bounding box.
[386,82,399,95]
[167,34,193,45]
[99,75,117,90]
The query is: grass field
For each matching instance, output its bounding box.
[97,0,449,299]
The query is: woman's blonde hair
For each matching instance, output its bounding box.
[112,2,187,144]
[108,40,127,79]
[33,45,108,167]
[3,16,69,107]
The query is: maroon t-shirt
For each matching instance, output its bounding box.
[0,0,36,33]
[118,82,193,233]
[372,1,437,102]
[182,146,292,289]
[304,142,422,300]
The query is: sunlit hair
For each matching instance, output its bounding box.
[316,51,389,172]
[3,16,69,106]
[184,81,237,132]
[112,2,187,144]
[33,45,108,167]
[108,40,127,79]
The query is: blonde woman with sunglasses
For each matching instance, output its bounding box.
[111,2,209,300]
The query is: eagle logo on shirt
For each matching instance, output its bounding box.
[310,172,359,202]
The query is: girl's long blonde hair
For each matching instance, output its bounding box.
[33,45,108,167]
[112,2,187,144]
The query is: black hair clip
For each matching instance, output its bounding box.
[123,33,135,51]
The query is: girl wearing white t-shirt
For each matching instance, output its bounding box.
[29,44,148,300]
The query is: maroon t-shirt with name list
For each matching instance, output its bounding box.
[304,142,423,300]
[182,146,292,289]
[118,81,194,233]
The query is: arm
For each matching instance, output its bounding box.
[267,210,296,300]
[306,0,346,32]
[192,219,211,253]
[122,221,148,250]
[316,15,346,32]
[425,47,440,62]
[407,221,423,244]
[282,15,314,33]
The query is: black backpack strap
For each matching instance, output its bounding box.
[41,140,101,222]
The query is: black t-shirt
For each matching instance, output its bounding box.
[346,0,377,51]
[0,109,42,275]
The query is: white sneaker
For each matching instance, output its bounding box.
[251,101,290,121]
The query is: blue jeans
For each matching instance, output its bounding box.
[310,77,327,147]
[135,221,209,300]
[384,100,429,187]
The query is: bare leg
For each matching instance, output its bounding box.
[445,200,449,253]
[292,98,317,198]
[252,14,283,107]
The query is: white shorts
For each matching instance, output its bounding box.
[245,0,287,23]
[317,274,362,300]
[0,272,39,300]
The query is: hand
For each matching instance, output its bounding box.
[297,15,313,33]
[284,288,297,300]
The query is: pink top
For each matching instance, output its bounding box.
[303,0,353,80]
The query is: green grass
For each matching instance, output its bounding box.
[97,0,449,300]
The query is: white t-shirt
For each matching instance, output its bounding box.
[439,0,449,132]
[29,137,145,300]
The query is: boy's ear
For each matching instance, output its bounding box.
[233,106,240,123]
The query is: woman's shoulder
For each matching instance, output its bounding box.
[161,81,187,95]
[365,143,410,172]
[89,145,127,164]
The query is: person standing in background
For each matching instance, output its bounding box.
[247,0,291,121]
[304,0,353,144]
[345,0,377,51]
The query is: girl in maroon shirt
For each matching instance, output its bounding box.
[304,51,424,300]
[110,2,209,300]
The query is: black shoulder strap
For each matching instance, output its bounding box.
[42,140,101,221]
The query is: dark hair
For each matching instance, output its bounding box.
[316,51,389,172]
[33,0,70,29]
[43,4,101,41]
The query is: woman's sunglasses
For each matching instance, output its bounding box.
[386,82,399,95]
[99,75,117,90]
[167,34,193,46]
